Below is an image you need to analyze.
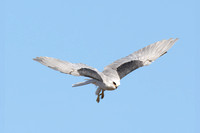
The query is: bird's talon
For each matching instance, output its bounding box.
[100,93,104,99]
[100,90,105,99]
[96,95,100,103]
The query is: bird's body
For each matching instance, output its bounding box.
[34,38,178,102]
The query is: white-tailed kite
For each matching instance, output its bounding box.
[34,38,178,103]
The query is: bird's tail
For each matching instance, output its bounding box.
[72,79,96,87]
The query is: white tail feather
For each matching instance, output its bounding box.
[72,79,96,87]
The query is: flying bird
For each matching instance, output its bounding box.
[33,38,178,103]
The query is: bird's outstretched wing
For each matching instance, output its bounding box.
[33,57,103,81]
[103,38,178,79]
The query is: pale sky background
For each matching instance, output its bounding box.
[2,0,199,133]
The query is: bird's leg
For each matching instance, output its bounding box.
[96,94,100,103]
[100,90,105,99]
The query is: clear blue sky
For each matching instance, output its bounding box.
[2,0,199,133]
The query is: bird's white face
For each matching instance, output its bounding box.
[105,80,120,90]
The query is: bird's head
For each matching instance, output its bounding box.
[103,76,120,90]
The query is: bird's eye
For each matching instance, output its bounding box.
[113,82,116,85]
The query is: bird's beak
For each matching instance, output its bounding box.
[114,84,118,89]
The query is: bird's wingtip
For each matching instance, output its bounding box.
[33,57,44,62]
[33,57,39,61]
[168,38,179,41]
[174,38,179,43]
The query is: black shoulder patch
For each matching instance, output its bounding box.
[117,60,143,79]
[77,68,103,81]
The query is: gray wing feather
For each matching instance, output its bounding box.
[33,57,103,81]
[116,60,143,79]
[77,68,103,81]
[104,38,178,79]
